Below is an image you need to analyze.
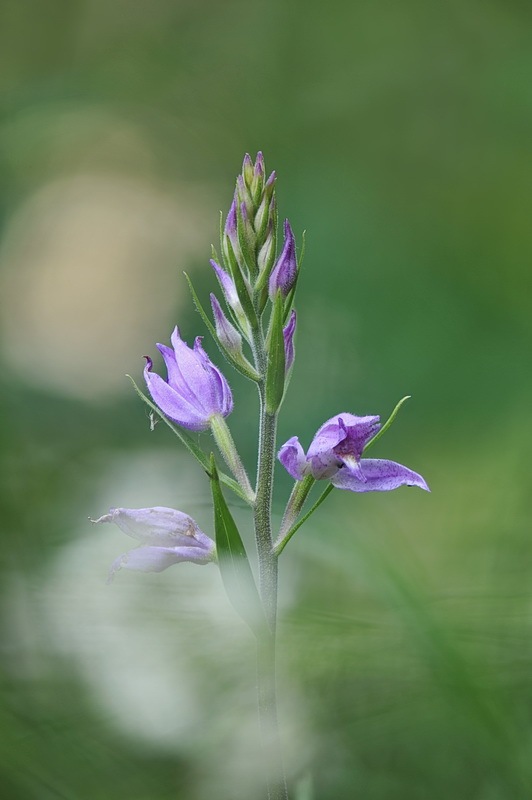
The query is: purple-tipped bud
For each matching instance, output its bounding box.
[210,293,243,356]
[283,310,297,372]
[225,198,238,239]
[236,175,254,218]
[144,327,233,431]
[254,151,264,176]
[251,151,265,200]
[264,171,276,201]
[254,192,276,242]
[268,219,297,300]
[222,199,244,267]
[223,198,238,246]
[240,200,256,245]
[210,259,242,315]
[242,153,254,187]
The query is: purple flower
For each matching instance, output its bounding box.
[92,506,215,579]
[144,327,233,431]
[269,219,297,300]
[283,310,296,372]
[278,413,429,493]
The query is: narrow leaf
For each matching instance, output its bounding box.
[365,395,412,452]
[210,456,265,634]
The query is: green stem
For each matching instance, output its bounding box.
[277,475,315,542]
[255,395,279,629]
[257,633,289,800]
[210,414,255,504]
[274,483,334,556]
[252,329,288,800]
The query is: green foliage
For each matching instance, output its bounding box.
[209,455,265,635]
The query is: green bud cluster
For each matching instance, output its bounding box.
[184,154,299,414]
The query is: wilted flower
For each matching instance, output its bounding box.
[268,219,297,299]
[144,327,233,431]
[278,413,429,492]
[91,506,216,579]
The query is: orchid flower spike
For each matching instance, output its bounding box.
[278,413,429,492]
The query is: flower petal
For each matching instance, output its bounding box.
[193,337,233,416]
[144,359,208,430]
[305,417,346,478]
[93,506,200,546]
[306,413,380,478]
[331,458,430,493]
[334,414,381,459]
[155,342,203,409]
[170,328,215,414]
[278,436,308,481]
[108,544,214,580]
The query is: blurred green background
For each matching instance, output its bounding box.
[1,1,532,798]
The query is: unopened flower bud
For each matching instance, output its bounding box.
[283,309,297,372]
[241,153,254,188]
[239,200,256,252]
[251,151,265,202]
[210,259,240,310]
[210,293,244,356]
[236,175,254,219]
[254,192,276,243]
[257,218,276,276]
[268,219,297,300]
[210,259,250,333]
[264,171,276,202]
[222,199,242,266]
